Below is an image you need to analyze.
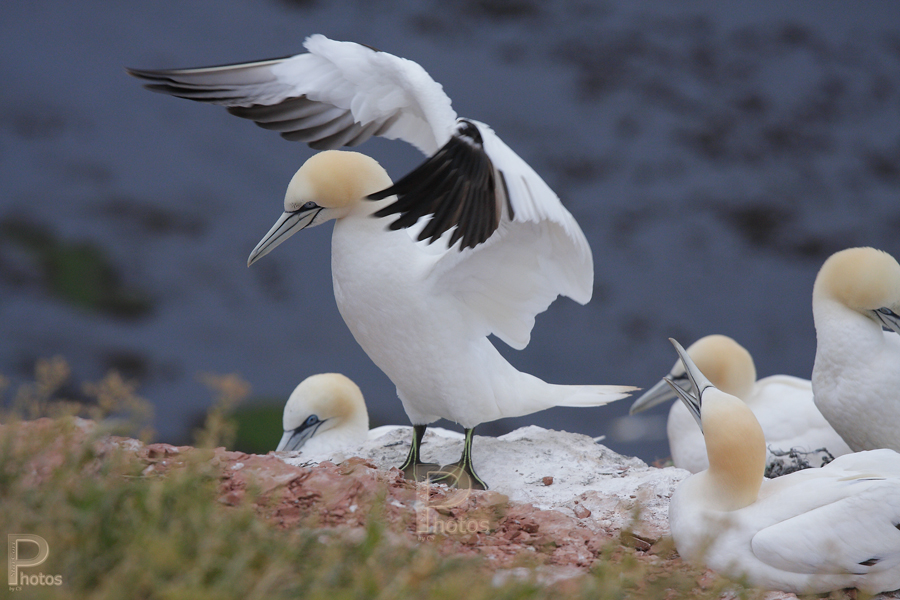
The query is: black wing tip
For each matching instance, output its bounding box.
[125,66,183,81]
[125,67,164,84]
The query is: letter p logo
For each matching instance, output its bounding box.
[8,534,49,586]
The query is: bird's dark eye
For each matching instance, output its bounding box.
[302,201,318,210]
[305,415,319,426]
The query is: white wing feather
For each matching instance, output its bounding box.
[131,34,457,155]
[296,35,458,154]
[751,478,900,575]
[425,123,593,349]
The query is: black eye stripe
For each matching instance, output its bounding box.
[292,414,320,434]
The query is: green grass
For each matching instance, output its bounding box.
[0,360,763,600]
[231,401,283,455]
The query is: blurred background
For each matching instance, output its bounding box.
[2,0,899,463]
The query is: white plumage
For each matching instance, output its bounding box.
[664,339,900,595]
[630,335,850,473]
[276,373,462,455]
[130,35,634,489]
[812,247,900,452]
[276,373,369,454]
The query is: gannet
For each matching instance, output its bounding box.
[276,372,462,454]
[129,35,635,489]
[664,338,900,595]
[812,247,900,452]
[277,373,368,454]
[630,335,850,473]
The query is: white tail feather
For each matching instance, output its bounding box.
[554,385,639,408]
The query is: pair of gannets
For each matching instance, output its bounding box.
[276,373,462,454]
[665,338,900,595]
[130,35,635,489]
[812,247,900,452]
[630,335,851,473]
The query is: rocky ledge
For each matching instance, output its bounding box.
[18,418,896,599]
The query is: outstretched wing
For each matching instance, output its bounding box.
[131,36,594,346]
[128,34,457,155]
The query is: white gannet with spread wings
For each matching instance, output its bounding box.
[129,34,635,489]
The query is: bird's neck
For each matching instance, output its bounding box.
[331,196,429,273]
[702,457,763,511]
[700,396,766,511]
[813,294,884,351]
[334,196,403,241]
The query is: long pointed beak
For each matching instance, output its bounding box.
[276,430,298,452]
[874,307,900,335]
[663,338,714,430]
[630,377,678,414]
[664,375,702,431]
[276,424,318,452]
[248,207,322,267]
[669,338,713,396]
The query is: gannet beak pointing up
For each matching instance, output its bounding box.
[248,203,323,267]
[663,338,713,430]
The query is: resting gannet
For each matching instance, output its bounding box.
[277,373,368,454]
[630,335,850,473]
[665,338,900,595]
[129,35,635,490]
[812,247,900,452]
[276,372,462,454]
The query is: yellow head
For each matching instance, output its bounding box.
[673,335,756,399]
[276,373,369,452]
[814,247,900,316]
[248,151,393,266]
[284,150,393,212]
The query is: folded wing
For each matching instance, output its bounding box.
[751,475,900,576]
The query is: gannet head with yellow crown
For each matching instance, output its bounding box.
[276,372,369,454]
[664,338,766,511]
[248,151,393,266]
[630,334,756,415]
[813,247,900,336]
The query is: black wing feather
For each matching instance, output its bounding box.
[127,67,385,150]
[368,120,502,250]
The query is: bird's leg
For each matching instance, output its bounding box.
[430,427,488,491]
[399,424,441,482]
